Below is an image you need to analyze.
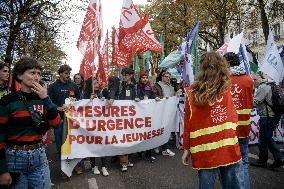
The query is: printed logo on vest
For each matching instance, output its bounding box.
[210,96,227,123]
[230,83,243,109]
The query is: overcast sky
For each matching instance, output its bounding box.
[61,0,149,74]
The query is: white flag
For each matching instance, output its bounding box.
[217,32,251,74]
[259,31,284,83]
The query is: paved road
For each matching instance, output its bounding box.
[47,144,284,189]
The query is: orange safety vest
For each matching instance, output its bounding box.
[183,88,241,169]
[230,75,254,138]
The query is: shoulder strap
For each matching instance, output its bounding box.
[17,91,34,113]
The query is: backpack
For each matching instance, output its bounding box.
[267,82,284,115]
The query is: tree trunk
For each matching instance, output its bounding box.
[257,0,269,43]
[4,20,21,67]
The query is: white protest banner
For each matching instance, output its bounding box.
[249,108,284,144]
[61,97,179,176]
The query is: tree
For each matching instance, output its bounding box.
[0,0,66,71]
[238,0,284,43]
[146,0,241,52]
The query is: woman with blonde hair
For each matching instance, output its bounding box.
[182,52,243,189]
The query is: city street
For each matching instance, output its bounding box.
[48,144,284,189]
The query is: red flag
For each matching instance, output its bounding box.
[97,54,107,90]
[118,0,162,55]
[120,22,163,53]
[77,0,103,78]
[101,30,109,69]
[79,58,93,79]
[95,31,109,89]
[112,27,133,68]
[119,0,148,38]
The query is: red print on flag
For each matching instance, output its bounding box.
[118,0,162,56]
[97,54,107,90]
[77,0,103,78]
[112,27,133,68]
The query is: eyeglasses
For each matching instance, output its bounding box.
[163,75,170,78]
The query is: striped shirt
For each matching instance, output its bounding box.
[0,91,60,174]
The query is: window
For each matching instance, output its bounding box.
[273,23,281,40]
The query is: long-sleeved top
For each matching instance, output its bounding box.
[119,81,137,100]
[136,82,156,100]
[253,82,275,117]
[154,81,175,98]
[0,91,60,174]
[48,79,80,107]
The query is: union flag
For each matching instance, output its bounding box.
[118,0,162,56]
[77,0,103,79]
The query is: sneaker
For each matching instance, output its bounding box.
[127,162,134,167]
[162,149,175,156]
[93,166,100,175]
[121,164,128,172]
[101,167,109,176]
[250,160,267,168]
[149,156,156,163]
[268,160,284,169]
[154,148,159,154]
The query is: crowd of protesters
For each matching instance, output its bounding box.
[0,51,283,189]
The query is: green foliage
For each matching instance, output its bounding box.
[0,0,67,73]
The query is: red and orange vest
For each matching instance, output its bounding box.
[183,88,241,169]
[230,75,254,138]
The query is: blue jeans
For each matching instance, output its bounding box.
[198,161,244,189]
[5,147,51,189]
[239,137,250,189]
[258,117,283,162]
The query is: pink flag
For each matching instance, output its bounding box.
[77,0,103,78]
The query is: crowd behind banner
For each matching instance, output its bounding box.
[1,51,284,188]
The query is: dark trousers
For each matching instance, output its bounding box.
[90,157,106,167]
[258,116,283,162]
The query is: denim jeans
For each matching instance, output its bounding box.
[198,161,244,189]
[258,117,283,162]
[239,137,250,189]
[5,147,51,189]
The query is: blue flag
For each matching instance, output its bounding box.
[238,44,251,74]
[182,21,200,85]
